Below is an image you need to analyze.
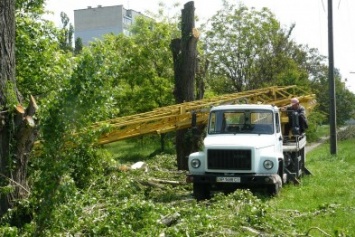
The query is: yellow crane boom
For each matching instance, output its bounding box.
[95,85,316,145]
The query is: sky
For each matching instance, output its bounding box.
[44,0,355,93]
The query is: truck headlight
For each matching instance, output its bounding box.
[263,160,274,170]
[191,159,201,168]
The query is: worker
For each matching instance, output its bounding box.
[281,98,308,138]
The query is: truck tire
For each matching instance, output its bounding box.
[267,175,282,196]
[193,183,210,201]
[268,183,280,196]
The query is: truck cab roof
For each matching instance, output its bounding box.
[211,104,279,112]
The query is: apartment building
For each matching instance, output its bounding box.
[74,5,144,45]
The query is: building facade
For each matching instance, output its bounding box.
[74,5,144,45]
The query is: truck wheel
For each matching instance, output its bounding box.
[268,176,282,196]
[268,183,280,196]
[193,183,210,201]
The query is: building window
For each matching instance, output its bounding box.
[123,17,132,25]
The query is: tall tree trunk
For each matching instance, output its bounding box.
[170,1,199,170]
[196,58,208,100]
[0,0,38,216]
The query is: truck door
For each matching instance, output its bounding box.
[275,112,283,152]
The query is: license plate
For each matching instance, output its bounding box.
[216,177,241,183]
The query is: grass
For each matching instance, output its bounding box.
[268,139,355,236]
[104,135,175,163]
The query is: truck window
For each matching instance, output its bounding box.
[209,112,217,133]
[208,110,274,134]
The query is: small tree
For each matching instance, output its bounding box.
[74,37,83,55]
[59,12,74,52]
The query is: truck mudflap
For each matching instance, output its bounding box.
[186,173,281,185]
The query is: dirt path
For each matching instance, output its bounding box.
[305,137,329,153]
[306,127,348,153]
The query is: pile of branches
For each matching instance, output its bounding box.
[337,125,355,141]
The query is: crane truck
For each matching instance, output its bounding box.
[94,85,314,199]
[186,103,310,200]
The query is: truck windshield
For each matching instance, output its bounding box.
[208,110,274,134]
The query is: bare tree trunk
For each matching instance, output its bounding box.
[0,0,38,216]
[170,1,199,170]
[196,58,208,100]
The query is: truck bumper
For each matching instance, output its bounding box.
[186,173,280,186]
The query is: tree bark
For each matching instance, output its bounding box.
[170,1,199,170]
[196,57,208,100]
[0,0,38,216]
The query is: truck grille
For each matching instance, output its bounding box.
[207,149,252,170]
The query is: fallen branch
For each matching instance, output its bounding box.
[148,178,185,186]
[0,172,30,195]
[152,167,186,174]
[157,212,180,226]
[305,227,331,236]
[240,226,261,235]
[138,180,165,189]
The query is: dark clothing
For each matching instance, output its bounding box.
[284,105,308,136]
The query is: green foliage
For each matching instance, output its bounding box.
[58,12,74,52]
[17,12,179,233]
[8,6,180,233]
[334,80,355,125]
[74,37,83,55]
[202,0,355,126]
[311,67,355,125]
[25,36,127,233]
[3,137,355,236]
[64,45,121,122]
[29,102,114,234]
[0,226,18,237]
[15,12,73,100]
[72,17,177,116]
[305,110,327,142]
[113,16,177,114]
[16,0,45,14]
[201,0,354,127]
[202,0,324,94]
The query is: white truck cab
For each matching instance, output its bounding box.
[187,104,309,200]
